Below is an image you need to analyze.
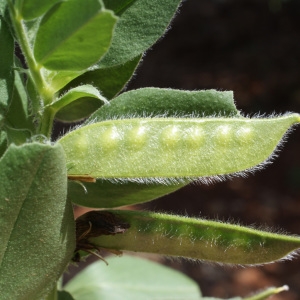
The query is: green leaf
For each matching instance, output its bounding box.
[34,0,117,71]
[99,0,182,67]
[89,210,300,265]
[64,255,202,300]
[46,70,86,93]
[19,0,61,20]
[25,16,42,47]
[4,125,31,145]
[51,85,108,122]
[58,290,75,300]
[0,0,6,16]
[68,180,185,208]
[87,89,239,123]
[62,55,142,100]
[0,143,75,299]
[5,66,34,132]
[58,114,300,180]
[56,97,105,122]
[0,16,14,117]
[102,0,136,15]
[0,130,7,157]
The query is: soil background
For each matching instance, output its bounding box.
[69,0,300,299]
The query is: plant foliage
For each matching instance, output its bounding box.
[0,0,299,299]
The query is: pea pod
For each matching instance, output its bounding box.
[68,89,238,208]
[88,210,300,265]
[58,114,300,180]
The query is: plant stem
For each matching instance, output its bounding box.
[40,107,56,138]
[7,1,55,137]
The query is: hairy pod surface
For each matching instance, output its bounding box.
[89,211,300,265]
[59,114,300,180]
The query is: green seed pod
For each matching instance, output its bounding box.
[88,210,300,265]
[58,114,300,181]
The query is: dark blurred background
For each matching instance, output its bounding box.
[125,0,300,298]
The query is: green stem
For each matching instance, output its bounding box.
[39,107,56,138]
[8,1,55,137]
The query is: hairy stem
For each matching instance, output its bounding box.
[39,107,56,138]
[8,1,55,137]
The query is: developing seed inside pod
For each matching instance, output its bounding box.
[236,126,254,144]
[101,125,122,152]
[73,211,130,263]
[126,125,148,150]
[184,126,205,149]
[161,125,180,148]
[215,125,231,146]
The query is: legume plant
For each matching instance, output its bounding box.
[0,0,299,299]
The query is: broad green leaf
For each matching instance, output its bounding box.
[87,89,239,123]
[99,0,181,67]
[51,85,108,122]
[56,97,104,122]
[64,255,202,300]
[62,55,142,100]
[0,16,14,117]
[59,114,300,180]
[25,20,86,92]
[89,210,300,265]
[18,0,61,20]
[68,180,185,208]
[34,0,117,71]
[0,143,75,300]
